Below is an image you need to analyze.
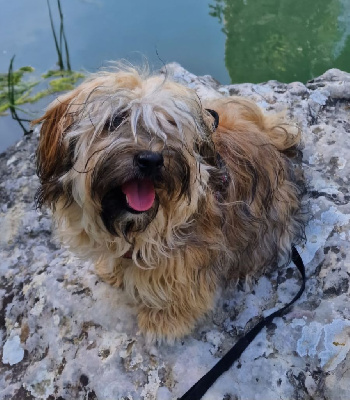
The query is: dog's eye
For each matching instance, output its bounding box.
[105,112,127,131]
[167,120,176,127]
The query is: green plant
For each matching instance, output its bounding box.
[47,0,71,71]
[3,56,33,134]
[0,57,84,134]
[0,0,82,137]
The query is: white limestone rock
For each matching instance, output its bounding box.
[1,67,350,399]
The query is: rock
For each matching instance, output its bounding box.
[1,67,350,400]
[2,335,24,366]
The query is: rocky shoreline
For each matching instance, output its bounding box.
[1,65,350,399]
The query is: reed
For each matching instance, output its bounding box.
[0,0,81,137]
[7,56,32,135]
[47,0,71,71]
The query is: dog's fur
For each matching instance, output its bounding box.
[34,65,305,342]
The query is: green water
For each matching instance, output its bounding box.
[0,0,349,152]
[212,0,350,83]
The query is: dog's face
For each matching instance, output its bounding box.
[35,68,220,249]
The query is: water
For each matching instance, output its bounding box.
[219,0,350,83]
[0,0,349,153]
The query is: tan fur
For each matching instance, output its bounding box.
[35,66,305,343]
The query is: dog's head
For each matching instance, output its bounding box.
[34,67,221,246]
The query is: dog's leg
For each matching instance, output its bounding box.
[136,272,217,343]
[124,254,218,343]
[95,258,129,288]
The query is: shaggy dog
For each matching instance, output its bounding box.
[34,66,305,342]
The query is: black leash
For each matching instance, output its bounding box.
[178,246,306,400]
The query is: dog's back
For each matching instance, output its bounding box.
[204,96,305,280]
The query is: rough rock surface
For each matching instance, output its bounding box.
[1,66,350,400]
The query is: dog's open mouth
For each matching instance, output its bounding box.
[121,178,155,212]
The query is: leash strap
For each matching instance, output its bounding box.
[178,246,305,400]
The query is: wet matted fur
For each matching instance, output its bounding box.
[34,65,305,342]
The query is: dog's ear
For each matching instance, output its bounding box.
[33,92,76,184]
[205,109,219,131]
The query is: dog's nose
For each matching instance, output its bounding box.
[135,151,164,173]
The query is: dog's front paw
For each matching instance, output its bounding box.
[95,259,127,288]
[137,306,197,343]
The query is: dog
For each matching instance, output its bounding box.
[34,65,305,343]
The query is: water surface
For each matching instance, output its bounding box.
[0,0,349,153]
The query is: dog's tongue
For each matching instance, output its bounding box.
[121,179,155,212]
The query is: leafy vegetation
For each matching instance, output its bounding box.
[0,0,83,135]
[0,57,84,134]
[0,60,83,115]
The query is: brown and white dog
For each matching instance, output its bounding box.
[34,65,305,342]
